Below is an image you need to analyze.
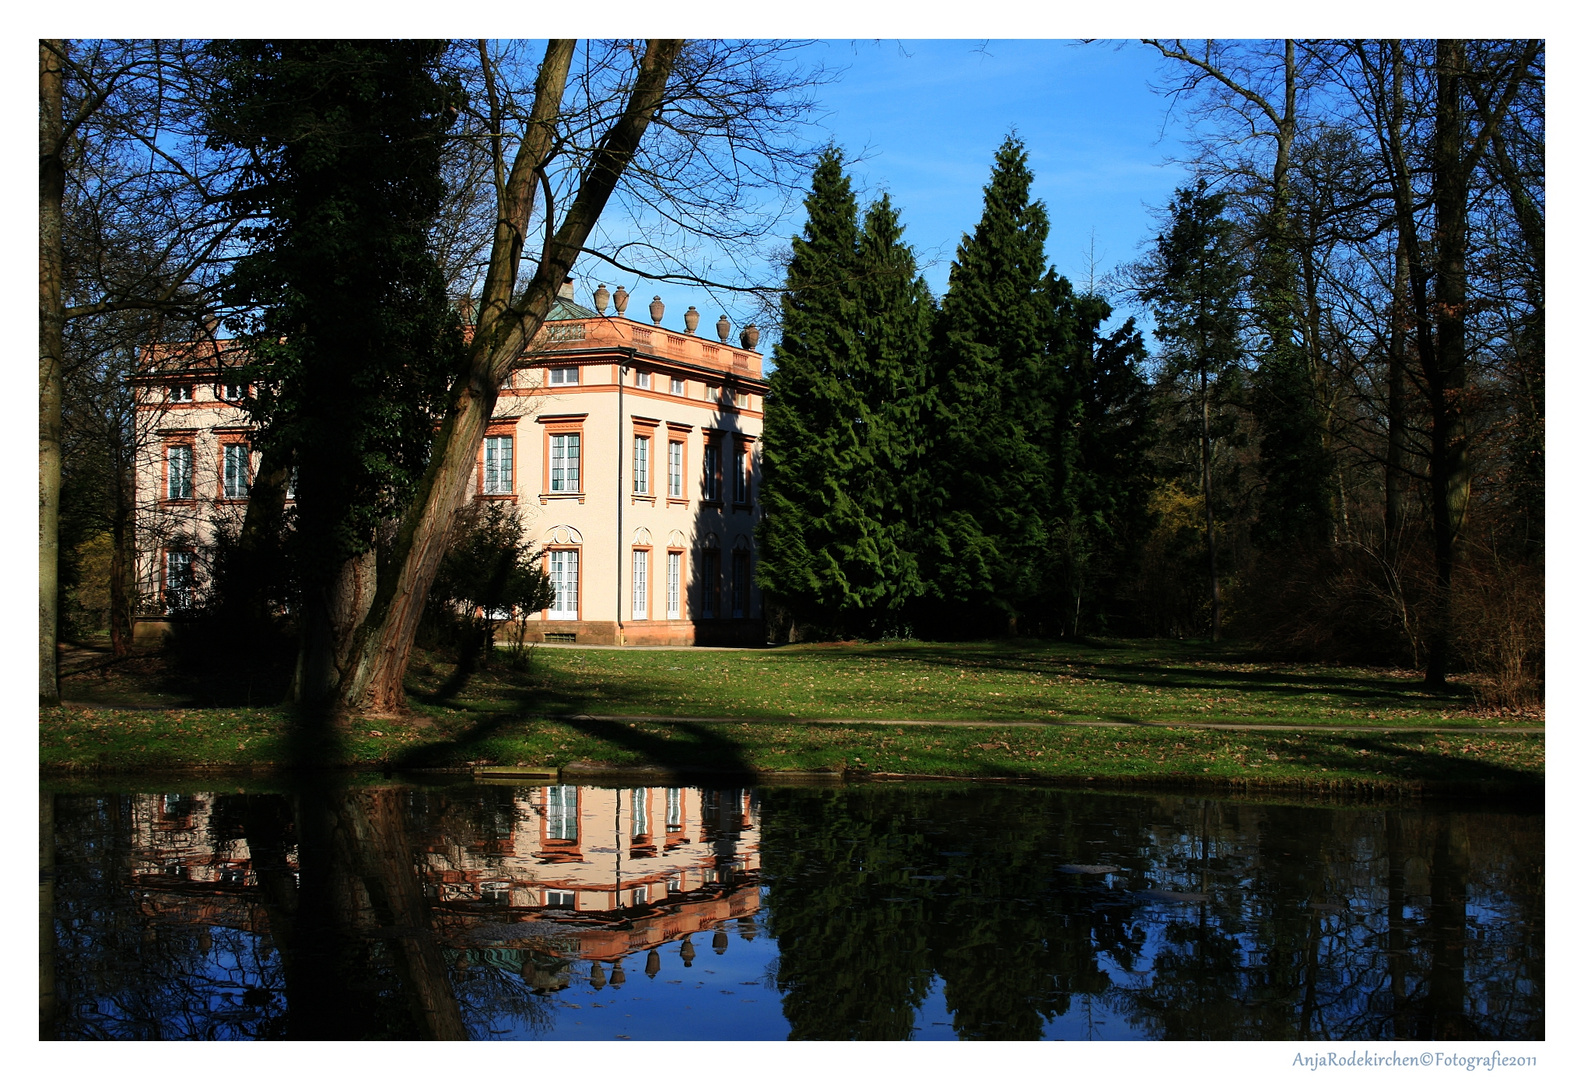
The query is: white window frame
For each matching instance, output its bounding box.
[706,384,721,403]
[703,442,721,502]
[636,369,651,390]
[483,434,514,494]
[549,433,580,492]
[701,550,719,618]
[166,444,193,501]
[221,382,247,401]
[164,550,194,612]
[666,552,681,619]
[732,550,749,618]
[632,434,650,494]
[545,889,576,908]
[734,444,750,504]
[666,787,682,829]
[631,549,648,620]
[168,385,192,403]
[222,443,251,499]
[631,787,649,836]
[668,441,684,498]
[670,376,685,395]
[548,366,579,386]
[631,886,648,905]
[548,549,579,619]
[546,786,578,840]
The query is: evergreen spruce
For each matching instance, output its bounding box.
[1048,280,1154,634]
[1137,180,1244,640]
[920,135,1058,635]
[756,149,866,636]
[758,152,935,637]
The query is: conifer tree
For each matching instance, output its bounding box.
[758,153,934,637]
[1137,180,1244,640]
[920,135,1058,635]
[757,150,864,635]
[1048,280,1153,634]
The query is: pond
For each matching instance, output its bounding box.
[39,779,1542,1040]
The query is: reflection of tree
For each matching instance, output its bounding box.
[759,787,1148,1040]
[1112,802,1544,1041]
[758,788,934,1038]
[43,784,1543,1041]
[48,793,289,1039]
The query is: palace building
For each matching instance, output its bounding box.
[132,279,768,646]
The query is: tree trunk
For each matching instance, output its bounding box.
[40,40,65,704]
[293,547,378,713]
[1425,39,1471,688]
[108,444,136,656]
[1201,366,1220,642]
[335,39,683,715]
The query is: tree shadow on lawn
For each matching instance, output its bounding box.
[389,706,760,778]
[855,641,1469,708]
[1263,733,1541,793]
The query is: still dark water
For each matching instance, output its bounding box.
[39,779,1542,1040]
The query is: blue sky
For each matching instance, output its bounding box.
[587,39,1198,349]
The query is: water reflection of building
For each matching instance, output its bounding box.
[120,785,761,969]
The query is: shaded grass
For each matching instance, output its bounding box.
[44,638,1541,793]
[406,638,1536,729]
[40,705,1543,796]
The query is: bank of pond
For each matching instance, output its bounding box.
[40,777,1541,1041]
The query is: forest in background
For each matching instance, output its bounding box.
[756,41,1543,706]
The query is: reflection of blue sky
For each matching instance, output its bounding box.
[491,909,792,1040]
[580,40,1193,362]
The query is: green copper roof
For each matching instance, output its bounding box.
[546,296,599,321]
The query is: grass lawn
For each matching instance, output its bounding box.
[406,638,1534,729]
[45,638,1541,793]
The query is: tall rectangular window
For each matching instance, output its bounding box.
[222,443,251,499]
[668,441,684,498]
[546,786,578,840]
[670,376,685,395]
[636,369,651,390]
[631,550,648,619]
[166,444,193,500]
[701,551,720,618]
[666,552,681,619]
[548,366,579,386]
[732,551,749,618]
[666,787,683,830]
[164,550,194,612]
[734,443,750,504]
[703,442,721,502]
[631,788,649,837]
[550,433,580,492]
[484,435,514,494]
[548,549,579,619]
[632,435,649,494]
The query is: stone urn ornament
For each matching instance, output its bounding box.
[740,323,760,351]
[613,285,629,316]
[684,306,700,334]
[649,296,665,325]
[593,283,610,315]
[716,314,731,343]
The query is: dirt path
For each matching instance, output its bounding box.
[555,713,1543,735]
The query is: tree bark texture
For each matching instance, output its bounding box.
[1424,39,1471,687]
[40,40,65,704]
[337,39,683,715]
